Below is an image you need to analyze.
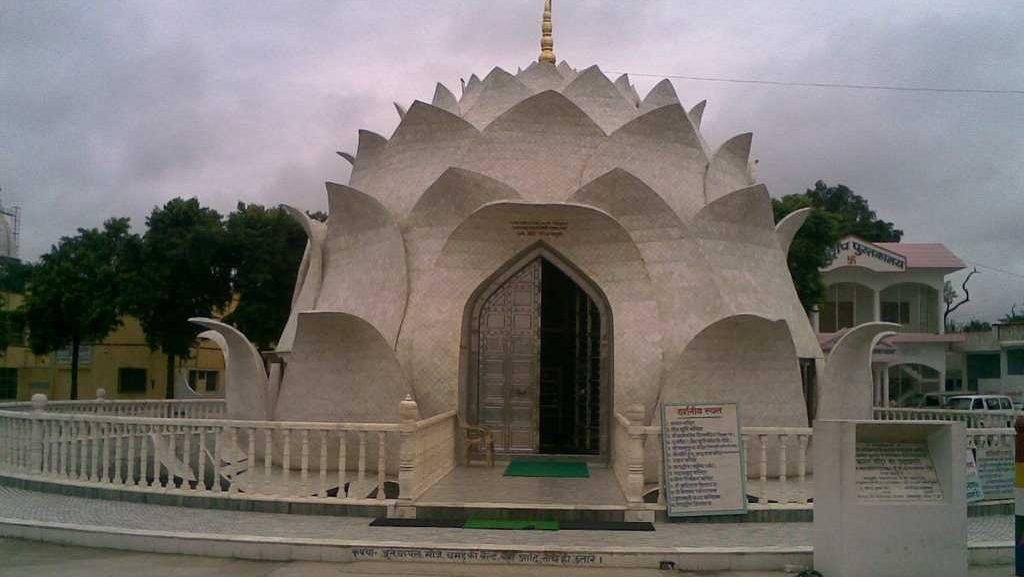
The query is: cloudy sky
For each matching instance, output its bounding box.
[2,0,1021,322]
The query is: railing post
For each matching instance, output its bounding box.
[394,395,419,518]
[625,403,645,504]
[95,388,108,413]
[28,394,47,473]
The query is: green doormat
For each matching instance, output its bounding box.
[464,519,559,531]
[503,460,590,478]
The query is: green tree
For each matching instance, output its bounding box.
[0,258,33,352]
[774,181,903,309]
[223,203,307,349]
[21,219,138,399]
[123,198,232,399]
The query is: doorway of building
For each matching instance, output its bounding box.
[472,255,605,456]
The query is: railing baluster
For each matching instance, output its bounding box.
[318,430,327,498]
[227,426,240,493]
[113,423,123,484]
[127,425,137,485]
[337,430,347,500]
[139,424,149,486]
[778,434,788,484]
[263,429,273,496]
[100,422,110,483]
[246,427,256,494]
[71,421,81,480]
[797,434,808,483]
[757,434,765,496]
[197,427,207,491]
[376,431,386,501]
[358,431,367,487]
[282,429,291,488]
[213,426,223,493]
[300,429,310,496]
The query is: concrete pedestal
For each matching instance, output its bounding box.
[813,420,967,577]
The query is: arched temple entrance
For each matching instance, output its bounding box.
[464,247,611,457]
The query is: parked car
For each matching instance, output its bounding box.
[943,394,1016,428]
[902,391,964,408]
[945,395,1015,411]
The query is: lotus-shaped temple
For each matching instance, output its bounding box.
[192,2,892,504]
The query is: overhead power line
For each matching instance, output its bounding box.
[965,261,1024,281]
[606,71,1024,96]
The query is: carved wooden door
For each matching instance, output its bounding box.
[477,259,541,453]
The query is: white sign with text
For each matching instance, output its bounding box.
[661,402,747,517]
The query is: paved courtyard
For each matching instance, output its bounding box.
[0,485,1010,550]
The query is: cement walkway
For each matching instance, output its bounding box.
[0,485,1012,572]
[2,539,1014,577]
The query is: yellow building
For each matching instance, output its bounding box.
[0,292,225,401]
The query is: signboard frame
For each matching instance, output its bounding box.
[660,401,748,518]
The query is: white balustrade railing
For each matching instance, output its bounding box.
[0,390,225,420]
[874,407,1019,428]
[0,394,454,504]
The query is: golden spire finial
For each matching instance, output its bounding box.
[539,0,555,64]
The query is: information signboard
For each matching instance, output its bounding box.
[660,402,746,517]
[855,441,944,502]
[974,444,1014,500]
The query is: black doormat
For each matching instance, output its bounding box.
[369,518,655,532]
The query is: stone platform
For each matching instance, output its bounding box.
[0,485,1012,572]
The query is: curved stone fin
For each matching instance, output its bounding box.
[431,83,460,115]
[775,207,813,254]
[581,103,708,219]
[463,67,534,128]
[348,129,389,191]
[689,100,706,129]
[278,205,327,352]
[463,90,607,202]
[613,74,640,107]
[406,167,522,230]
[336,151,355,165]
[173,368,202,400]
[274,311,411,423]
[325,182,396,236]
[820,323,899,420]
[570,168,686,231]
[659,314,808,428]
[705,133,755,203]
[517,61,565,93]
[640,79,680,112]
[695,182,773,226]
[556,60,577,82]
[563,65,638,133]
[189,319,269,420]
[321,182,408,347]
[266,362,283,410]
[393,102,407,120]
[374,101,480,217]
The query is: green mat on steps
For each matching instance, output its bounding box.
[463,518,560,531]
[503,460,590,478]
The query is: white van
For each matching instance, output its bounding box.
[945,395,1014,412]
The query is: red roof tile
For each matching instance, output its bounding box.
[875,243,965,270]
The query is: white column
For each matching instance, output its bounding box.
[872,366,882,406]
[937,286,945,334]
[882,367,891,407]
[873,288,881,323]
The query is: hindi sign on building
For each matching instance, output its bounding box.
[661,402,746,517]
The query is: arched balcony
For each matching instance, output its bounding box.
[819,282,875,333]
[879,283,940,334]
